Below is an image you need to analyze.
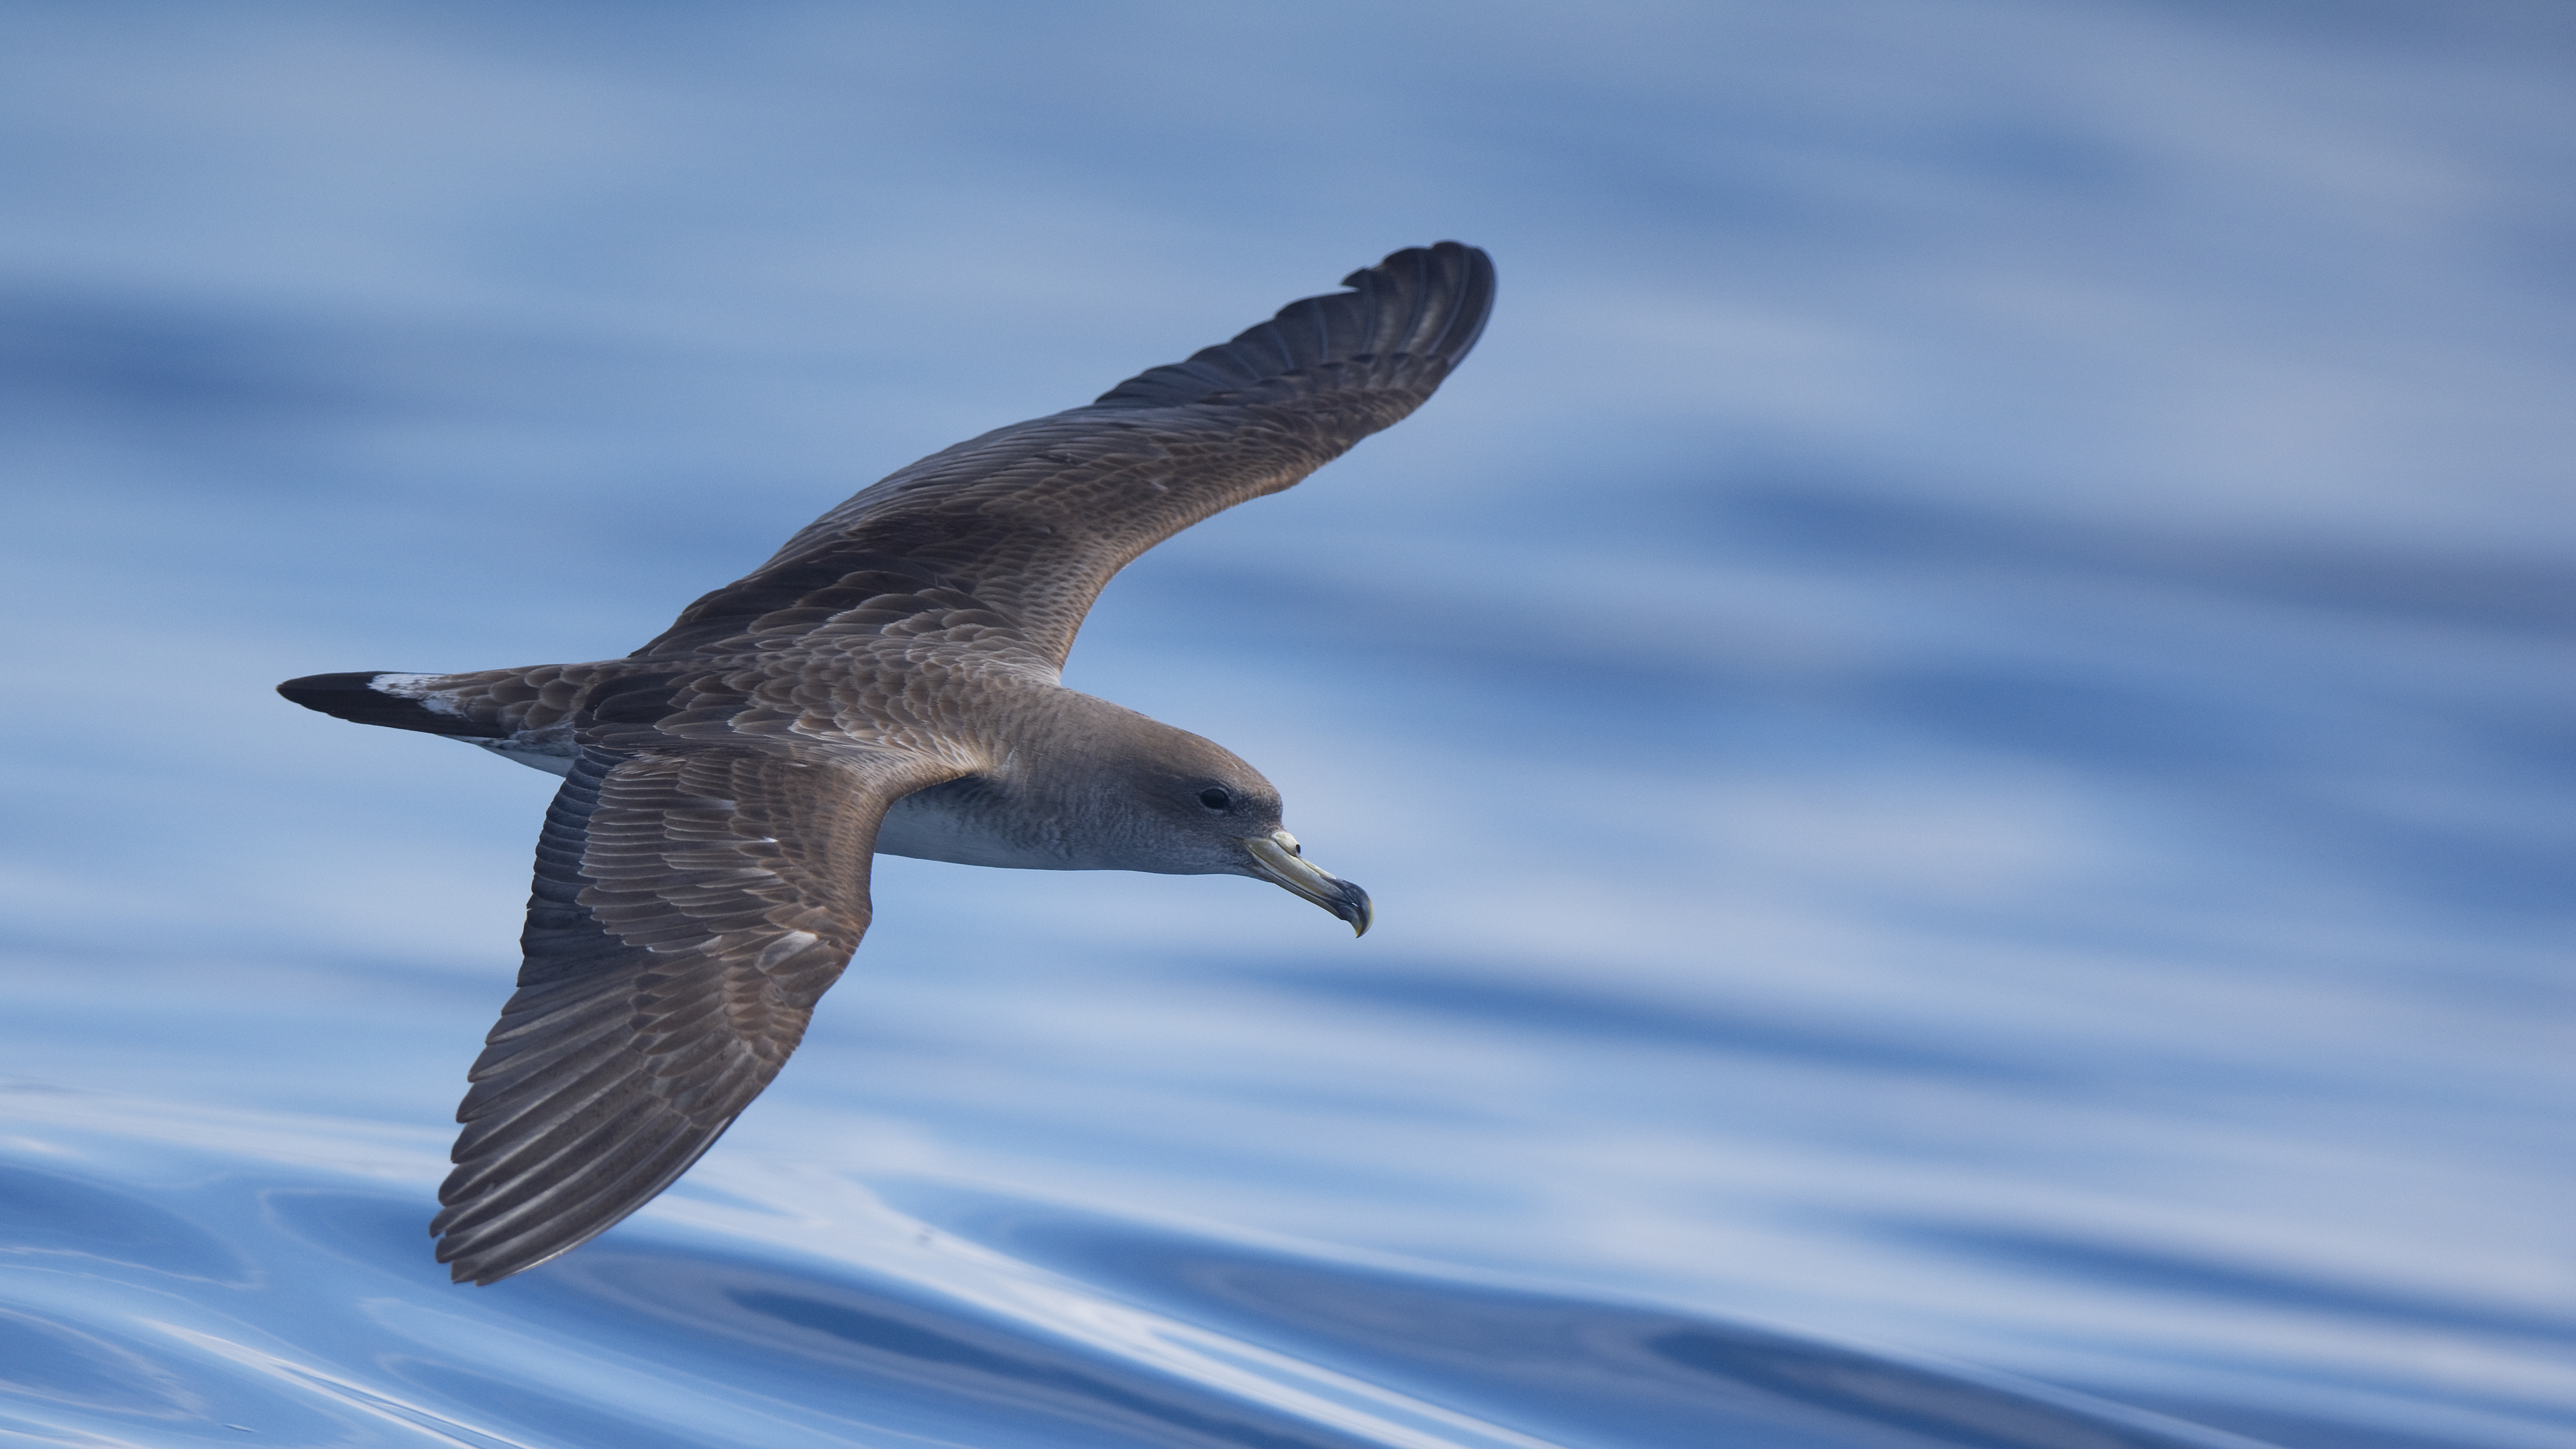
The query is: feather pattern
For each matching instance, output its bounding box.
[635,241,1496,666]
[430,745,961,1283]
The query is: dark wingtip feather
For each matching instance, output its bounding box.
[432,1121,735,1285]
[1092,241,1496,411]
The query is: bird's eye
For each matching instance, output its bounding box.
[1198,787,1233,811]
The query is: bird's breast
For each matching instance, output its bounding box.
[874,776,1085,870]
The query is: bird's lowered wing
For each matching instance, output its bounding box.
[432,743,963,1284]
[633,242,1495,667]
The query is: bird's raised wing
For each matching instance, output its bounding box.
[431,743,963,1284]
[633,242,1495,667]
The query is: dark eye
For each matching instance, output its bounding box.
[1197,787,1233,812]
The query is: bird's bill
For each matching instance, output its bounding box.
[1241,830,1373,936]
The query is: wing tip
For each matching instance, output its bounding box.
[1092,241,1496,411]
[429,1105,743,1286]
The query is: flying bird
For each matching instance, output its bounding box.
[278,242,1497,1284]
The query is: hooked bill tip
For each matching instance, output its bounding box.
[1335,879,1375,937]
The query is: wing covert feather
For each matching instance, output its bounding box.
[432,744,961,1284]
[634,242,1495,664]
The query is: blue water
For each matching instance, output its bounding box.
[4,3,2573,1446]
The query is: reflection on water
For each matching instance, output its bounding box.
[0,1104,2267,1448]
[4,1,2573,1446]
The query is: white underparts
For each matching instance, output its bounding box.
[877,786,1075,869]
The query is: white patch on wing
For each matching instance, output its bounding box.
[753,931,819,968]
[370,673,469,716]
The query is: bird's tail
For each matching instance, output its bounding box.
[276,671,495,737]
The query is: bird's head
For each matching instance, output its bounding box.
[1042,703,1373,935]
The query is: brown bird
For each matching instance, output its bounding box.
[278,243,1495,1284]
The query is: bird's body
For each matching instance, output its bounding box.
[280,243,1495,1284]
